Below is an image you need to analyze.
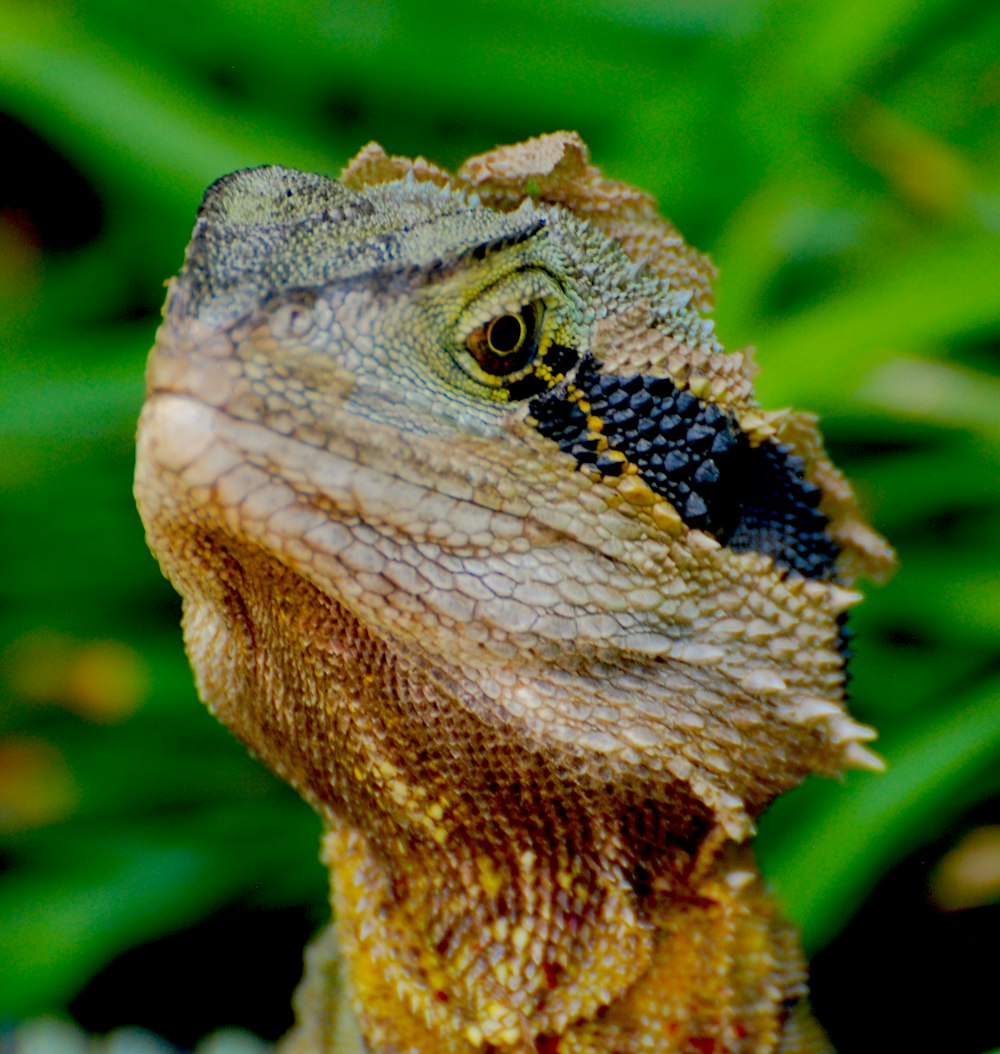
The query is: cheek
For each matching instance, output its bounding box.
[529,354,840,580]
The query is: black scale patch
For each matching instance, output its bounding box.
[528,355,839,580]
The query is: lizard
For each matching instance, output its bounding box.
[134,132,896,1054]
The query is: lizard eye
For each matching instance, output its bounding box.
[465,302,542,376]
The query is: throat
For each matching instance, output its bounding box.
[323,813,664,1053]
[321,818,804,1054]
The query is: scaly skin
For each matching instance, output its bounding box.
[134,133,895,1053]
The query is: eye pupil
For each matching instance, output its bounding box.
[487,313,526,355]
[466,302,541,377]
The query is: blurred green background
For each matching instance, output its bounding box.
[1,0,999,1051]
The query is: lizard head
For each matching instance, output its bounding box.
[135,134,895,843]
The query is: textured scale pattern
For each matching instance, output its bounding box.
[134,132,896,1054]
[529,356,837,578]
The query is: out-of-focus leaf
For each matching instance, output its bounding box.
[874,555,1000,644]
[852,443,1000,529]
[0,327,149,485]
[735,0,967,125]
[761,675,1000,952]
[856,358,1000,439]
[0,803,323,1014]
[750,230,1000,408]
[0,6,342,220]
[882,3,1000,153]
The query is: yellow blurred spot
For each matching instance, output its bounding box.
[0,737,78,831]
[485,999,509,1021]
[852,98,973,218]
[464,1024,484,1047]
[3,631,150,722]
[930,826,1000,912]
[477,855,504,898]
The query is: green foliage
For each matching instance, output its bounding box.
[1,0,997,1049]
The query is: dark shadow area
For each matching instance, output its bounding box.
[812,796,1000,1054]
[0,114,105,252]
[70,904,320,1047]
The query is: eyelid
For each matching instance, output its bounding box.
[460,289,547,336]
[452,267,560,336]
